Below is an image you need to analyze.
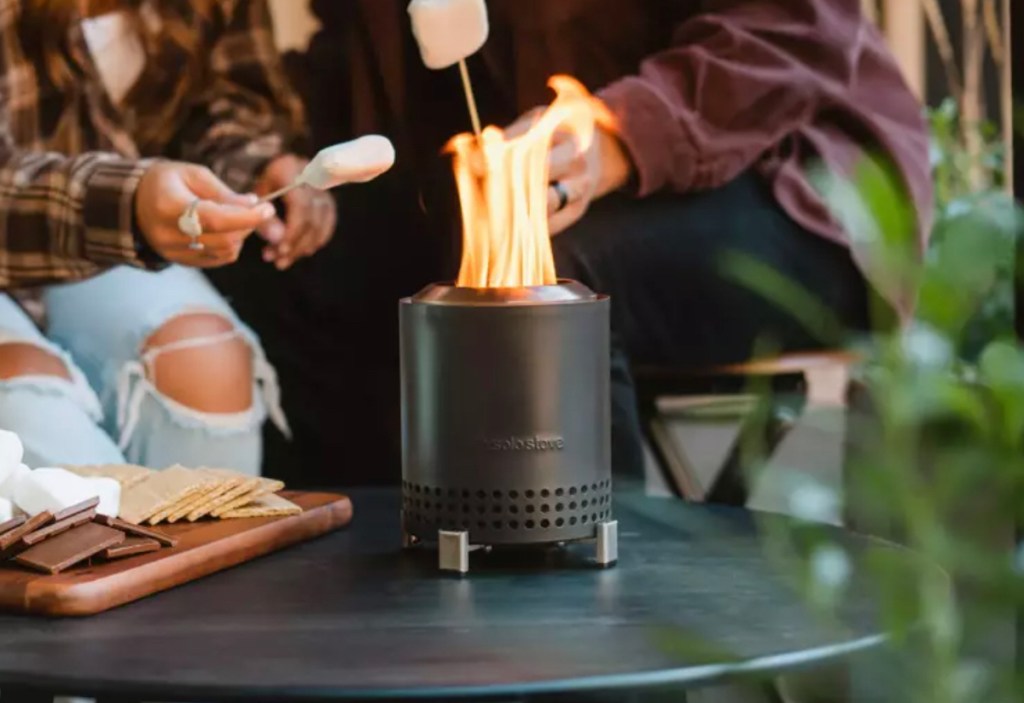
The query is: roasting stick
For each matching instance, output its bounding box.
[260,183,299,203]
[457,59,484,138]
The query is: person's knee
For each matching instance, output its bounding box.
[143,313,253,414]
[0,343,72,381]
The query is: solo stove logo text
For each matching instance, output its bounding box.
[483,435,565,452]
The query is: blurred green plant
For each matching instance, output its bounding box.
[720,3,1020,698]
[729,144,1024,701]
[927,99,1018,356]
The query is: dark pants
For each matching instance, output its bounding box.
[552,171,868,477]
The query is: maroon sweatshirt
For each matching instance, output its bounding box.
[319,0,932,309]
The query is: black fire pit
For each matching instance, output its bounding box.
[399,280,617,572]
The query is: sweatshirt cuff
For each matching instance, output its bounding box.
[81,157,155,268]
[598,77,696,197]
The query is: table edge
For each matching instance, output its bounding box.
[0,631,886,700]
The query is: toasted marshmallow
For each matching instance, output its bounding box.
[0,429,24,475]
[0,496,12,523]
[408,0,489,70]
[84,476,121,518]
[13,467,99,517]
[0,463,29,502]
[298,136,396,190]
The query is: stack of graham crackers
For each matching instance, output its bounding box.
[63,465,302,526]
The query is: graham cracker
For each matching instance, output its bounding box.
[63,464,153,490]
[210,478,285,518]
[186,476,263,522]
[166,472,244,523]
[120,466,211,525]
[221,493,302,519]
[147,477,220,525]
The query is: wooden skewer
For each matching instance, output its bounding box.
[259,183,301,203]
[458,59,483,138]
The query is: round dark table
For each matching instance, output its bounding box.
[0,485,895,702]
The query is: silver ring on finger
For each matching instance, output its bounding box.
[551,181,570,213]
[177,198,205,251]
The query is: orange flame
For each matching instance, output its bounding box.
[448,76,616,288]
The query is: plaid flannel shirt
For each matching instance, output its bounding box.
[0,0,304,290]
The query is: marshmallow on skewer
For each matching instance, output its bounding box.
[261,136,396,202]
[298,136,396,189]
[408,0,489,69]
[12,467,101,517]
[0,463,29,502]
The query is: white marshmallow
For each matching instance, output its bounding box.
[0,460,15,494]
[12,467,100,517]
[0,463,29,502]
[84,477,121,518]
[298,136,396,190]
[408,0,489,70]
[0,496,12,523]
[0,429,24,475]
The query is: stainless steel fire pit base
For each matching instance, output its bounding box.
[403,521,619,574]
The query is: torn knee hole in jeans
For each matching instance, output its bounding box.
[116,312,290,451]
[0,341,73,381]
[0,336,103,420]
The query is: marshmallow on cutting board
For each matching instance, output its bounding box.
[0,463,29,502]
[0,429,24,476]
[83,476,121,518]
[408,0,489,69]
[12,467,103,517]
[0,496,11,523]
[298,136,396,190]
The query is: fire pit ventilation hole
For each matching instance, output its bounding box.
[402,481,613,538]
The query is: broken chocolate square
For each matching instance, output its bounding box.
[14,523,124,575]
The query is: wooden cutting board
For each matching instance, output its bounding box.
[0,491,352,617]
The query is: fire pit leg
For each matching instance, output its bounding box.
[438,529,470,573]
[594,520,619,567]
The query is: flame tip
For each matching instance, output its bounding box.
[452,75,610,288]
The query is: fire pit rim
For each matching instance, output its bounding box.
[403,279,606,307]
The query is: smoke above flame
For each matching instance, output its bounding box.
[448,76,616,288]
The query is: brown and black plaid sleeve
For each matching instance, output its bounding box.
[0,116,153,292]
[177,0,306,193]
[0,148,151,288]
[0,0,157,290]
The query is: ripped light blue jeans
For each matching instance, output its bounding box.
[0,266,288,475]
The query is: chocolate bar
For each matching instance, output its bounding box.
[103,537,161,560]
[52,496,100,522]
[0,515,27,539]
[94,514,178,548]
[0,511,54,555]
[14,523,124,575]
[18,507,97,547]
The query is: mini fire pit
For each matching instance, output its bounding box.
[400,280,617,572]
[401,76,619,572]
